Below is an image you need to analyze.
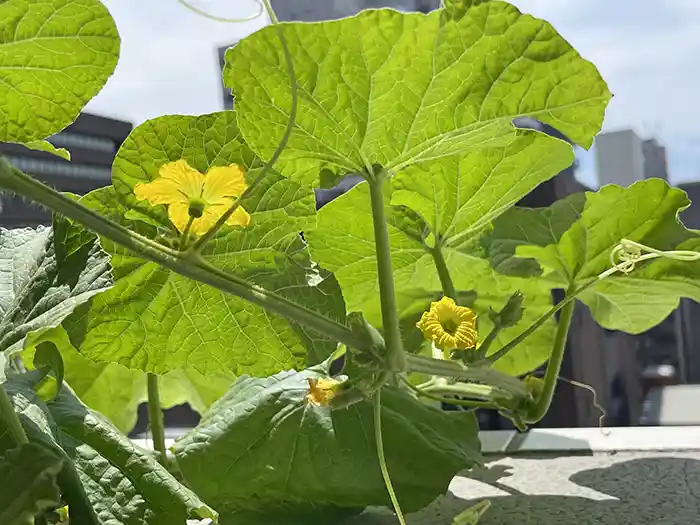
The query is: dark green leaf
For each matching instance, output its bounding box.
[3,372,218,524]
[0,442,63,525]
[33,340,64,401]
[0,221,111,359]
[173,368,481,524]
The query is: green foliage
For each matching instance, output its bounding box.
[23,141,71,161]
[32,340,65,402]
[486,179,700,333]
[22,328,235,433]
[63,112,346,375]
[0,221,111,360]
[0,0,119,144]
[173,368,481,524]
[3,372,218,524]
[307,180,558,376]
[7,0,700,522]
[225,3,609,185]
[0,442,63,525]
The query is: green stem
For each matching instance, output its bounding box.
[188,8,296,252]
[0,384,28,446]
[176,0,264,22]
[374,391,407,525]
[178,216,195,251]
[430,244,458,300]
[487,277,598,365]
[402,377,497,408]
[368,175,405,372]
[422,382,502,402]
[0,160,365,352]
[523,286,576,424]
[261,0,279,23]
[147,373,167,464]
[405,354,527,398]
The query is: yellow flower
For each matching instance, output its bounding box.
[416,296,478,351]
[305,377,341,407]
[134,159,251,235]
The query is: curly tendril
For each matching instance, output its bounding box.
[605,238,700,278]
[175,0,264,22]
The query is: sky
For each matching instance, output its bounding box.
[85,0,700,188]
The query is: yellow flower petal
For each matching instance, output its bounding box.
[134,177,183,206]
[134,159,204,207]
[202,164,248,202]
[305,377,341,407]
[166,201,192,234]
[224,202,252,228]
[134,159,252,236]
[160,159,206,200]
[416,297,478,351]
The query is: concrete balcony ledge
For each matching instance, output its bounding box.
[134,427,700,524]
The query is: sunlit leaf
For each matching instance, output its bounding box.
[307,180,556,376]
[487,179,700,333]
[226,0,609,185]
[0,0,119,144]
[63,112,345,375]
[23,327,234,434]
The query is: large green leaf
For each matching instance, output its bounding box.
[307,180,556,376]
[0,442,63,525]
[225,0,609,185]
[0,221,111,359]
[173,368,481,524]
[64,112,346,375]
[0,0,120,144]
[22,328,234,433]
[486,179,700,333]
[3,372,218,524]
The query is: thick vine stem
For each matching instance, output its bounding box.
[404,354,527,399]
[523,286,577,424]
[0,384,28,446]
[0,160,366,353]
[430,244,458,300]
[368,172,406,372]
[146,373,167,465]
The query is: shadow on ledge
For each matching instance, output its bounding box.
[349,455,700,524]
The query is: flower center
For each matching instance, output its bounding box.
[188,198,206,218]
[441,317,459,336]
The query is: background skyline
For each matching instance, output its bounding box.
[85,0,698,188]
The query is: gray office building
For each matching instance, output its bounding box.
[0,113,132,226]
[642,138,669,181]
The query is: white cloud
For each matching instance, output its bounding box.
[85,0,267,123]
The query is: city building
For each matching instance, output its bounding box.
[642,138,669,181]
[0,113,132,227]
[269,0,438,21]
[595,129,646,187]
